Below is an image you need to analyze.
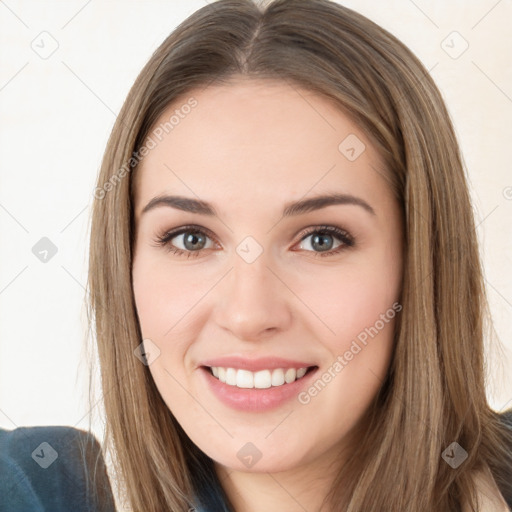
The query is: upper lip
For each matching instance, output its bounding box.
[200,356,317,372]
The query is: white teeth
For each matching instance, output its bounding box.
[226,367,237,386]
[296,367,307,379]
[271,368,285,386]
[236,369,254,389]
[284,368,296,383]
[209,366,310,389]
[254,370,272,389]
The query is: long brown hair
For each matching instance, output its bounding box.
[87,0,512,510]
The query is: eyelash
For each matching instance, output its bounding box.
[153,224,355,259]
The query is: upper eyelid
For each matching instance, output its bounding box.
[158,225,220,246]
[158,224,353,247]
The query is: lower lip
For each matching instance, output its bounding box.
[200,367,318,412]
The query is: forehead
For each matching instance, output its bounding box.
[133,78,388,218]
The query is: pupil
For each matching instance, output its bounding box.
[184,232,204,250]
[312,234,333,252]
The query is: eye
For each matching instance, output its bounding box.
[153,224,354,259]
[294,225,354,257]
[154,225,218,259]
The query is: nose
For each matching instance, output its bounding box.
[213,252,293,342]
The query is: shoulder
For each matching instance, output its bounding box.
[0,446,44,511]
[501,408,512,430]
[466,409,512,512]
[0,425,116,512]
[497,409,512,509]
[464,465,510,512]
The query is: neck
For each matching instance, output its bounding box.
[214,446,347,512]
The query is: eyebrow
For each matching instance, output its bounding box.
[141,192,376,217]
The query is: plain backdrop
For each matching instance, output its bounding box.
[1,0,511,446]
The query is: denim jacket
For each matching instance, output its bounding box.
[0,425,115,512]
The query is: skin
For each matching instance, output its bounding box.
[131,76,404,511]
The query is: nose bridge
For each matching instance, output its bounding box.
[231,249,272,299]
[214,244,292,340]
[227,232,275,298]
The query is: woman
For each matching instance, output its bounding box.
[88,0,512,510]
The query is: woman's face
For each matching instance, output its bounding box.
[131,77,403,474]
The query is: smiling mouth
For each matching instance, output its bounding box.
[204,365,317,389]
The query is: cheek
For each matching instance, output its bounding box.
[132,264,163,337]
[132,256,203,411]
[295,285,398,449]
[132,253,217,388]
[132,254,204,338]
[296,253,400,423]
[297,258,401,346]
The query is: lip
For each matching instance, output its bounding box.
[200,364,319,412]
[199,356,316,372]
